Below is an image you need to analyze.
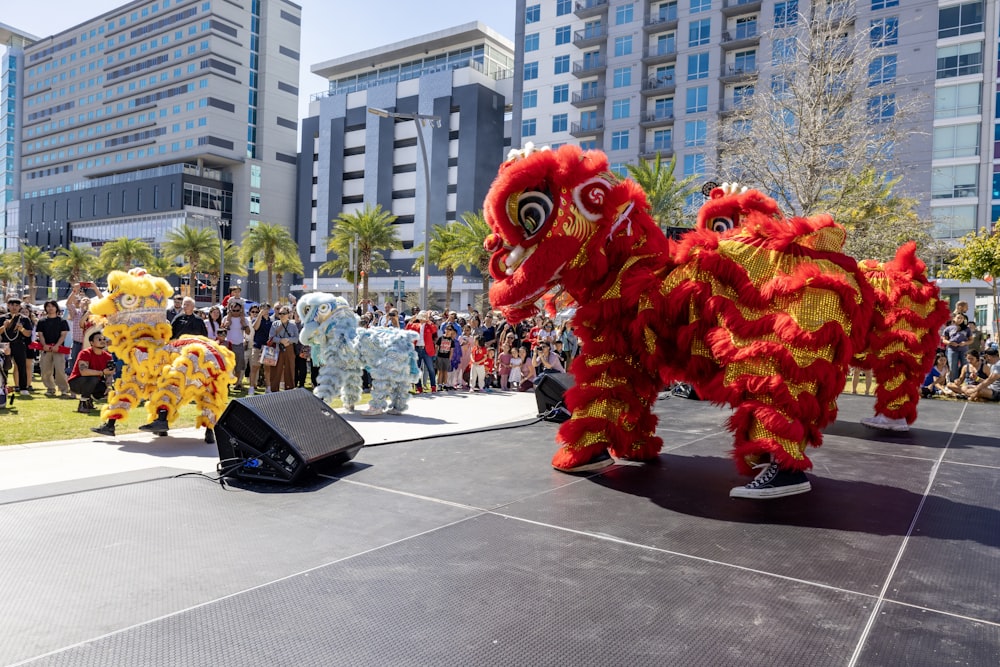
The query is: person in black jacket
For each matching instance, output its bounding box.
[1,296,33,395]
[170,297,208,339]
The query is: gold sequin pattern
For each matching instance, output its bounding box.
[748,420,806,459]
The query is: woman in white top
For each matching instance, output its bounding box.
[205,306,223,339]
[222,300,252,391]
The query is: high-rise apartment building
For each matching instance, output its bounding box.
[512,0,999,240]
[299,22,513,307]
[2,0,302,298]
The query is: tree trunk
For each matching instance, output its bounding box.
[266,265,274,304]
[445,269,454,311]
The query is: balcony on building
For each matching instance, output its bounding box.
[642,42,677,66]
[573,55,606,78]
[569,119,605,138]
[571,85,606,107]
[639,110,674,129]
[641,75,676,96]
[573,24,607,48]
[720,26,759,50]
[644,11,679,33]
[574,0,609,19]
[721,0,763,17]
[638,142,673,161]
[720,63,758,83]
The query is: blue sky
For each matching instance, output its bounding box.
[4,0,517,120]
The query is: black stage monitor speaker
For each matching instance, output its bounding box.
[535,372,574,422]
[215,388,364,484]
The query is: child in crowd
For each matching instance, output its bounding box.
[459,325,473,389]
[436,326,456,389]
[508,344,522,389]
[469,336,489,392]
[921,353,950,398]
[497,341,513,390]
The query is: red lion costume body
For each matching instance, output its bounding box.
[484,145,949,498]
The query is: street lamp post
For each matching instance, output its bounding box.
[367,107,441,311]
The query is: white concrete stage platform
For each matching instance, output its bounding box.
[0,390,542,492]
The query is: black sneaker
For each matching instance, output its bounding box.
[91,422,116,437]
[730,462,811,499]
[555,450,614,474]
[204,428,215,445]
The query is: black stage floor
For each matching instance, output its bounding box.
[1,394,998,666]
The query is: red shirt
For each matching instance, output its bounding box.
[471,345,488,365]
[69,347,114,382]
[406,321,437,355]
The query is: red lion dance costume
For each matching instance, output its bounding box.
[484,145,949,499]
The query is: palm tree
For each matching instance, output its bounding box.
[98,237,155,273]
[626,153,699,229]
[51,245,99,285]
[273,252,304,304]
[320,204,402,303]
[442,210,492,309]
[204,241,246,304]
[21,245,53,302]
[163,226,218,299]
[412,222,460,310]
[145,253,180,285]
[239,222,299,305]
[0,252,23,294]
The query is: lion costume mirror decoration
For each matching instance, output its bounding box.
[297,293,421,416]
[484,144,949,499]
[88,268,236,443]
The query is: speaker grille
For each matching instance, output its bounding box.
[231,388,364,463]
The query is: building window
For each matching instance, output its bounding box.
[523,90,538,108]
[870,17,898,47]
[936,43,982,79]
[772,37,796,64]
[689,18,710,47]
[613,66,632,88]
[609,162,628,177]
[522,118,537,137]
[938,1,984,39]
[615,3,634,24]
[932,164,978,199]
[250,192,261,214]
[524,61,539,80]
[931,205,976,238]
[554,55,570,74]
[867,93,896,122]
[553,84,569,103]
[690,0,711,13]
[934,83,981,119]
[654,96,674,118]
[871,0,898,9]
[526,4,541,23]
[733,84,754,108]
[525,33,540,52]
[612,98,631,119]
[611,130,630,150]
[552,113,568,132]
[653,128,672,151]
[685,85,708,113]
[687,53,709,80]
[555,25,571,45]
[556,0,571,16]
[933,124,980,159]
[684,119,707,146]
[250,164,261,188]
[683,153,705,177]
[868,55,897,86]
[775,1,799,27]
[614,36,633,57]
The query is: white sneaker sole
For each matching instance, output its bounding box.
[861,419,909,432]
[730,480,812,499]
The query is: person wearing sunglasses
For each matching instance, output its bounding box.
[267,306,299,392]
[1,296,33,396]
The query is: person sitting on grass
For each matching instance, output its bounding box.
[920,353,949,398]
[67,330,116,413]
[945,349,986,397]
[962,348,1000,402]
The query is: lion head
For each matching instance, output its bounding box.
[484,144,659,323]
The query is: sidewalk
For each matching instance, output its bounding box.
[0,390,542,492]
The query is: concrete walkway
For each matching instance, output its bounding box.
[0,389,542,492]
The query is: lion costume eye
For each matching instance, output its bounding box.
[318,303,331,315]
[119,294,139,308]
[710,216,735,233]
[515,189,553,237]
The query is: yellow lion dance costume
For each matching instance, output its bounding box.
[89,268,236,443]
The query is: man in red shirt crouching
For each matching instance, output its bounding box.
[68,330,116,413]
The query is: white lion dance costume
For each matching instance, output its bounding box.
[89,268,236,443]
[297,293,421,415]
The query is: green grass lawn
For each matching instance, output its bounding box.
[0,382,358,446]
